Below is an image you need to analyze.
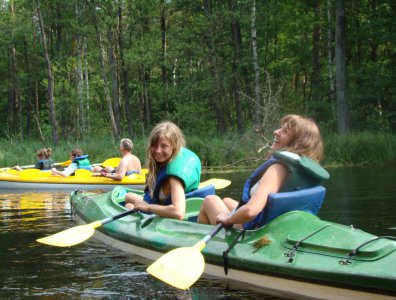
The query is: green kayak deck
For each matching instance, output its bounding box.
[69,186,396,299]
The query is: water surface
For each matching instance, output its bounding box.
[1,165,395,299]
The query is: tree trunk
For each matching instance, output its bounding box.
[205,0,226,134]
[108,27,121,133]
[251,0,261,131]
[36,0,59,146]
[335,0,350,134]
[160,0,169,113]
[118,4,135,138]
[23,36,33,139]
[77,36,85,133]
[91,8,119,139]
[8,0,21,136]
[327,0,336,118]
[311,0,321,104]
[229,0,244,134]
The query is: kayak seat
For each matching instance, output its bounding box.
[184,198,204,221]
[184,185,215,221]
[259,185,326,226]
[114,185,213,221]
[185,184,215,199]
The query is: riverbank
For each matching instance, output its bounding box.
[1,132,395,171]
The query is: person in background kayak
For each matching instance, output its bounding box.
[92,138,142,181]
[197,114,325,228]
[15,148,54,171]
[124,121,201,220]
[51,148,92,177]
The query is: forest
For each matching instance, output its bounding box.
[0,0,395,154]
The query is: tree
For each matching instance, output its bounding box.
[35,0,59,145]
[335,0,350,134]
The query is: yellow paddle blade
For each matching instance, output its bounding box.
[36,221,102,247]
[199,178,231,190]
[147,241,206,290]
[101,157,121,168]
[74,169,92,178]
[57,159,72,167]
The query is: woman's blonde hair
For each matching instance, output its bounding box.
[146,121,185,192]
[36,148,52,159]
[279,114,324,162]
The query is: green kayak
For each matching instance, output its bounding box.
[69,186,396,299]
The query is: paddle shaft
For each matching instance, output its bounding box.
[202,223,224,244]
[102,209,136,225]
[202,208,237,244]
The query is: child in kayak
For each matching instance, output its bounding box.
[15,148,54,171]
[197,114,328,229]
[51,148,92,177]
[124,121,201,220]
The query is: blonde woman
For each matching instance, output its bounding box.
[197,114,328,229]
[125,121,201,220]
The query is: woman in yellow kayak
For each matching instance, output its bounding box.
[124,121,201,220]
[15,148,54,171]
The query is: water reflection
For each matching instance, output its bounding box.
[0,191,279,299]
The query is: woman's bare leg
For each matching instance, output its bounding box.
[197,195,230,225]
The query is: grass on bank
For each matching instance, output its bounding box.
[0,132,395,170]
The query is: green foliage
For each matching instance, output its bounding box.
[324,132,396,167]
[1,132,395,170]
[0,0,396,140]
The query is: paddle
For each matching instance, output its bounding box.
[36,209,136,247]
[146,222,225,289]
[36,178,231,247]
[0,159,71,171]
[93,157,121,168]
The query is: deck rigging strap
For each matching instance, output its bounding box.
[222,229,246,275]
[284,224,331,263]
[339,235,396,265]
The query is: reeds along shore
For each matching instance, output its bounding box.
[1,132,395,170]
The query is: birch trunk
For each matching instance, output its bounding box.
[36,0,59,145]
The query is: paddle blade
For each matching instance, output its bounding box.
[147,241,206,290]
[57,159,72,167]
[36,221,102,247]
[102,157,121,168]
[198,178,231,190]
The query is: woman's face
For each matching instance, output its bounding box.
[271,123,292,151]
[151,137,174,164]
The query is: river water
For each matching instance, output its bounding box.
[1,165,395,299]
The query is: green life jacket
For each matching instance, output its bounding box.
[143,147,201,205]
[73,155,92,170]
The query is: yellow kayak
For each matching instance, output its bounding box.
[0,168,147,191]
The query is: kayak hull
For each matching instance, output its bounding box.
[69,187,396,299]
[0,170,147,191]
